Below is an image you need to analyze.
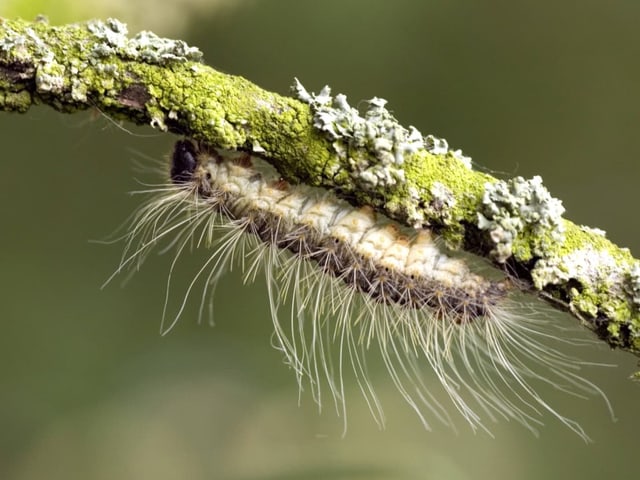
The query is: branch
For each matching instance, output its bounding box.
[1,17,639,365]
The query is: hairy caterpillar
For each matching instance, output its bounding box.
[115,139,612,440]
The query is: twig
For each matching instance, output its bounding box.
[1,16,638,365]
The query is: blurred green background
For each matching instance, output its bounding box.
[1,1,639,479]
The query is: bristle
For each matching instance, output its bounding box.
[113,139,613,441]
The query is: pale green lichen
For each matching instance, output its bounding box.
[580,225,607,237]
[426,181,457,225]
[293,78,420,188]
[0,25,30,60]
[625,262,640,307]
[478,175,565,263]
[424,135,472,169]
[293,78,473,193]
[532,247,624,297]
[424,134,448,155]
[86,18,202,63]
[36,57,65,92]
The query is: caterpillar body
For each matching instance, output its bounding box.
[117,139,611,440]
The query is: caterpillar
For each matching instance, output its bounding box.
[115,139,612,440]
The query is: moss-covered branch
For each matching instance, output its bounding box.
[1,17,639,363]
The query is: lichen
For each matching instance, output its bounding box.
[0,17,204,126]
[626,262,640,306]
[0,25,30,60]
[87,18,203,64]
[527,225,640,348]
[423,135,472,169]
[424,134,448,155]
[477,175,565,263]
[293,79,473,193]
[36,57,66,92]
[293,78,419,189]
[532,246,623,291]
[580,225,607,237]
[426,181,457,225]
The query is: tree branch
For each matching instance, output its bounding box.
[1,17,638,365]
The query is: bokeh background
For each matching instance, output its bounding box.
[1,1,639,479]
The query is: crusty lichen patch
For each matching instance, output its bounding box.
[293,80,476,194]
[86,18,202,63]
[478,175,566,263]
[293,79,423,189]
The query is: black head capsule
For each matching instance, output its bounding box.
[171,140,198,184]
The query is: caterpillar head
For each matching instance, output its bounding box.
[171,139,215,196]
